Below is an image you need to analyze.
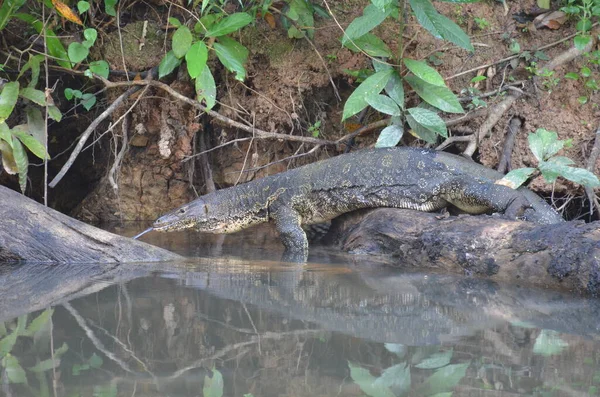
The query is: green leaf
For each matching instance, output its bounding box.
[539,162,600,187]
[405,75,463,113]
[404,58,445,86]
[2,355,27,384]
[419,362,470,396]
[19,87,45,106]
[533,329,568,356]
[88,353,103,368]
[12,135,28,192]
[25,106,43,144]
[12,127,49,160]
[68,42,89,64]
[374,362,411,397]
[375,124,404,147]
[415,349,453,369]
[196,65,217,111]
[0,0,27,31]
[105,0,117,16]
[0,121,10,143]
[527,128,563,162]
[213,36,249,81]
[203,368,224,397]
[581,66,592,78]
[342,69,394,121]
[77,1,90,13]
[406,107,447,137]
[13,14,71,69]
[577,18,592,32]
[343,33,392,57]
[158,51,182,78]
[0,330,18,358]
[564,72,579,80]
[385,71,404,109]
[168,17,182,27]
[23,309,53,337]
[574,34,591,51]
[500,167,536,189]
[172,26,193,58]
[0,81,19,122]
[409,0,473,51]
[29,358,60,373]
[407,113,437,143]
[196,14,217,34]
[372,0,395,9]
[48,105,62,122]
[186,41,208,79]
[205,12,253,37]
[366,94,401,116]
[286,0,315,39]
[83,28,97,46]
[89,60,109,79]
[81,93,96,111]
[18,54,43,87]
[342,4,391,45]
[348,362,396,397]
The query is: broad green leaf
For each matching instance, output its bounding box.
[419,362,470,396]
[201,0,210,13]
[375,124,404,147]
[385,71,404,109]
[12,127,49,159]
[54,343,68,358]
[12,135,28,192]
[213,37,249,81]
[405,75,463,113]
[348,362,396,397]
[186,41,208,79]
[196,65,217,111]
[205,12,253,37]
[105,0,117,16]
[81,93,96,111]
[19,87,45,106]
[72,363,90,376]
[415,349,453,369]
[0,323,6,337]
[0,139,16,174]
[196,14,217,34]
[0,0,27,31]
[374,362,411,396]
[77,1,90,13]
[48,105,62,122]
[436,0,480,3]
[539,162,600,187]
[168,17,182,27]
[88,353,103,368]
[547,156,575,166]
[342,4,390,45]
[13,14,71,69]
[0,330,18,357]
[404,58,445,86]
[372,0,395,9]
[203,368,224,397]
[574,34,591,51]
[2,355,27,384]
[528,128,563,162]
[0,121,11,143]
[407,107,447,137]
[25,106,45,143]
[23,309,53,337]
[68,42,89,64]
[89,60,109,79]
[172,26,193,58]
[343,33,392,57]
[29,358,60,373]
[533,329,568,356]
[407,113,437,143]
[384,343,406,358]
[342,68,394,121]
[564,72,579,80]
[286,0,315,39]
[366,94,401,116]
[158,50,182,78]
[499,168,536,189]
[18,54,43,87]
[0,81,19,121]
[83,28,97,46]
[409,0,473,51]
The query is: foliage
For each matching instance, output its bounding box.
[500,128,600,189]
[341,0,475,145]
[560,0,600,50]
[564,50,600,104]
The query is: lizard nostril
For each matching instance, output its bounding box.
[179,208,185,214]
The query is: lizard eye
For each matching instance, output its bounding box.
[178,208,186,214]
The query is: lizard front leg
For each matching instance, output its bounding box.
[271,205,308,262]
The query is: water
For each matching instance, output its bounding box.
[2,225,600,397]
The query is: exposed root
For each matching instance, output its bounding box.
[585,123,600,218]
[497,116,522,174]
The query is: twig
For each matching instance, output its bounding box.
[183,137,252,162]
[497,116,522,174]
[585,123,600,218]
[335,119,390,144]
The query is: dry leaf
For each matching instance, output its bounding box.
[263,12,276,29]
[52,0,84,26]
[533,11,567,29]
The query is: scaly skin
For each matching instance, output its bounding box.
[153,147,564,261]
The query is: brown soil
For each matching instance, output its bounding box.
[4,0,597,221]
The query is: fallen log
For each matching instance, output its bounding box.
[0,186,181,263]
[325,209,600,295]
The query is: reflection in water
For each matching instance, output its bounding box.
[2,226,600,396]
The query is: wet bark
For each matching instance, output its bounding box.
[0,186,181,263]
[326,209,600,295]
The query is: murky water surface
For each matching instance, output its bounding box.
[2,225,600,397]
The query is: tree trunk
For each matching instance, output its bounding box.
[0,186,181,263]
[326,209,600,295]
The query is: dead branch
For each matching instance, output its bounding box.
[497,116,522,173]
